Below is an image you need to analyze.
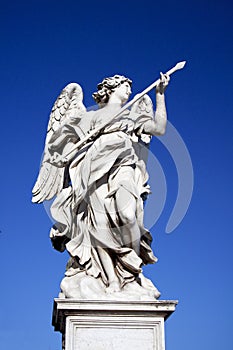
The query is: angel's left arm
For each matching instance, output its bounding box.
[139,73,169,136]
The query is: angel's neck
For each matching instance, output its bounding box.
[107,95,124,107]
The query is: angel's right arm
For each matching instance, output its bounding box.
[48,123,85,154]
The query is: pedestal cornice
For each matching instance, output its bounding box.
[52,299,178,333]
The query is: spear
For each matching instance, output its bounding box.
[54,61,186,164]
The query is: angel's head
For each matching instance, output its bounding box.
[92,75,132,107]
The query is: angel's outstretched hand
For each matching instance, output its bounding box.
[156,73,170,94]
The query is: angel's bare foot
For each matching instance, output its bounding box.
[105,280,121,294]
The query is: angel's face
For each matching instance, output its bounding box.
[112,81,132,104]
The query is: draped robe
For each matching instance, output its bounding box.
[49,107,157,287]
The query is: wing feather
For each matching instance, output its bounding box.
[32,83,86,203]
[131,94,154,167]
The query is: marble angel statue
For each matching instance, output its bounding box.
[32,70,172,300]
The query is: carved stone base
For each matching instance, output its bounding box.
[52,299,178,350]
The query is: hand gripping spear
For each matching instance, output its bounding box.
[55,61,186,165]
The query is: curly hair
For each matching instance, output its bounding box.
[92,74,132,106]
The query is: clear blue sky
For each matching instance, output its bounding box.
[0,0,232,349]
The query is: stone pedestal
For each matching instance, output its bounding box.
[52,299,178,350]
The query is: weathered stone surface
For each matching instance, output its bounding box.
[52,299,178,350]
[32,73,171,299]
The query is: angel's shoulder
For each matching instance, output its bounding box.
[71,109,95,134]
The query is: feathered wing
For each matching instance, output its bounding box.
[134,94,154,143]
[131,94,154,165]
[32,83,86,203]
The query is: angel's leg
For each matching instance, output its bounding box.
[96,247,120,292]
[115,186,141,255]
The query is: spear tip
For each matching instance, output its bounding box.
[176,61,186,70]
